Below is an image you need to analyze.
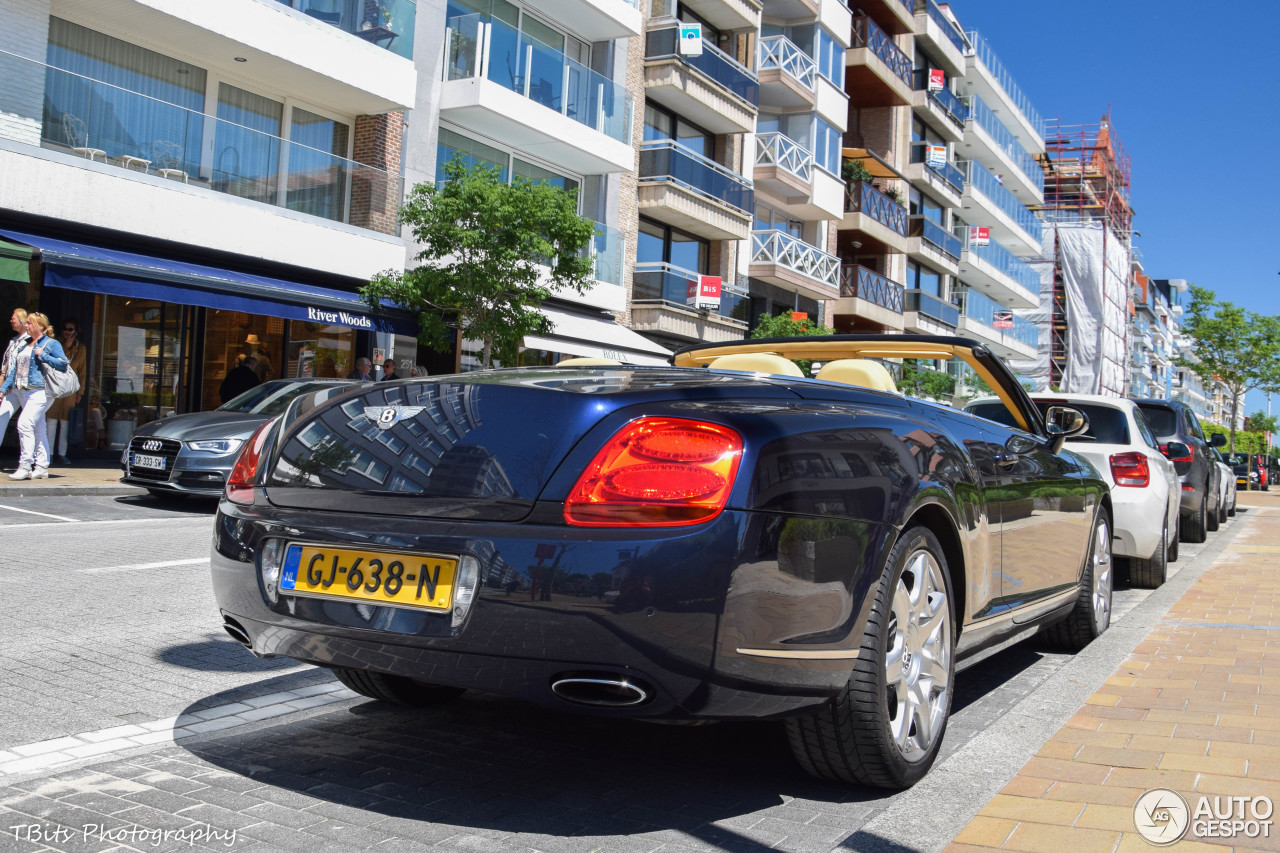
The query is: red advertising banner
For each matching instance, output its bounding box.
[928,69,945,91]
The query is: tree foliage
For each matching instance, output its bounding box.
[362,156,597,369]
[897,359,955,401]
[750,312,833,339]
[1244,410,1278,435]
[1177,285,1280,452]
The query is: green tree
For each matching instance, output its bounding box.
[898,359,955,401]
[1177,285,1280,453]
[362,156,598,369]
[1244,411,1278,435]
[750,311,833,376]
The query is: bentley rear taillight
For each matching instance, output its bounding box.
[1110,451,1150,487]
[226,419,277,506]
[564,418,743,527]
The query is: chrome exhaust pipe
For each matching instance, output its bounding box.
[550,674,651,707]
[222,617,252,649]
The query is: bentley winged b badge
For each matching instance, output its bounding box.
[364,405,425,430]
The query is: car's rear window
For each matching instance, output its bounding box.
[1057,404,1129,444]
[1137,404,1178,438]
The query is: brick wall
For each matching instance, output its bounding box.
[348,111,404,236]
[619,12,648,328]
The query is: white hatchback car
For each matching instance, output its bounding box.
[967,394,1181,588]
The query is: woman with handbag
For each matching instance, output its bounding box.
[0,312,70,480]
[46,317,87,465]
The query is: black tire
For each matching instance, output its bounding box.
[1207,487,1221,532]
[785,526,954,789]
[1129,513,1167,589]
[1181,492,1208,543]
[1228,493,1237,517]
[1045,509,1113,652]
[1167,515,1180,563]
[331,668,466,706]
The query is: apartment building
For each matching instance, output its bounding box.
[427,0,672,365]
[0,0,420,451]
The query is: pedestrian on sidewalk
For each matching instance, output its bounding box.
[46,316,87,466]
[0,308,30,461]
[0,312,70,480]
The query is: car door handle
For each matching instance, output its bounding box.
[994,452,1019,468]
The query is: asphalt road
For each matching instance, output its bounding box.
[0,495,1244,853]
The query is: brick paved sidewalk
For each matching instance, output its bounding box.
[947,506,1280,852]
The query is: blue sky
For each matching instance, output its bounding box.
[955,1,1280,417]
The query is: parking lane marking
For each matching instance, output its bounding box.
[0,682,358,778]
[0,517,210,531]
[79,557,210,575]
[0,503,77,522]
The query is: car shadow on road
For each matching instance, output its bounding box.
[157,633,309,673]
[113,494,219,514]
[181,686,917,851]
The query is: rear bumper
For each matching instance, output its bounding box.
[211,501,885,720]
[1109,486,1167,559]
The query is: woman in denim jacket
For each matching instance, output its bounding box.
[0,312,69,480]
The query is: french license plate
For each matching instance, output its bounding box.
[132,453,165,470]
[279,544,458,612]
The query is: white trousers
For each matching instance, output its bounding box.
[0,389,21,440]
[17,388,53,471]
[47,417,70,456]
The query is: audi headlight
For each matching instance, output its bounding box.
[186,439,244,454]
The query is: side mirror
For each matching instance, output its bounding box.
[1209,433,1227,447]
[1043,405,1089,437]
[1162,441,1190,460]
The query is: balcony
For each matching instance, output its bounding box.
[638,140,754,241]
[645,21,759,135]
[963,95,1044,202]
[757,36,816,108]
[550,223,627,313]
[632,262,749,344]
[905,148,962,209]
[904,289,958,335]
[274,0,417,60]
[906,218,960,274]
[963,31,1045,153]
[0,49,405,278]
[668,0,762,34]
[912,0,967,75]
[845,16,914,107]
[957,159,1043,257]
[749,230,842,301]
[957,230,1039,309]
[851,0,916,35]
[442,15,634,175]
[753,135,845,219]
[955,289,1038,360]
[502,0,640,41]
[910,72,967,143]
[833,264,906,331]
[840,181,908,253]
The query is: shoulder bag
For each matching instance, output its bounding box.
[40,356,81,400]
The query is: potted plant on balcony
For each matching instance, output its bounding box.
[842,158,874,184]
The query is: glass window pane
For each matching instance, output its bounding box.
[436,128,508,182]
[513,158,579,199]
[287,106,349,220]
[637,219,665,264]
[669,230,707,273]
[212,84,284,204]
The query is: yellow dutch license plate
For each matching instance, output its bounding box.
[280,544,458,612]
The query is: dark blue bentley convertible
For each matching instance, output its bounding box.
[211,335,1111,789]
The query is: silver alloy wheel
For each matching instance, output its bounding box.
[1092,519,1113,632]
[884,548,951,762]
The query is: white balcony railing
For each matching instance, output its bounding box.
[758,35,816,91]
[755,132,813,182]
[751,229,840,288]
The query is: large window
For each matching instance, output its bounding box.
[644,104,713,158]
[908,260,942,297]
[760,23,844,87]
[436,128,580,199]
[638,218,708,273]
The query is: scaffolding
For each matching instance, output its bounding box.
[1029,113,1134,393]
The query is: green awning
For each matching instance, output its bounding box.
[0,238,33,284]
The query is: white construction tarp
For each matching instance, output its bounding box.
[1010,221,1129,396]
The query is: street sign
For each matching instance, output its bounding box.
[678,23,703,56]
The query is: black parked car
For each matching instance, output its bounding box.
[1132,399,1225,542]
[212,335,1112,789]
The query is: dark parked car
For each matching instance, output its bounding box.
[122,379,362,498]
[211,335,1111,789]
[1132,399,1225,542]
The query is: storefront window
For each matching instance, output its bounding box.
[287,319,355,379]
[200,312,286,412]
[92,295,191,448]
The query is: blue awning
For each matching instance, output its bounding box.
[0,229,417,335]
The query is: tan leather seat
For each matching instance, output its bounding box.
[816,359,900,393]
[708,353,804,377]
[556,357,623,366]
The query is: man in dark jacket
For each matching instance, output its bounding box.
[380,359,398,381]
[346,357,375,381]
[220,356,260,404]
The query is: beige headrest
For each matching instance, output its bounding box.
[816,359,900,393]
[708,353,804,377]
